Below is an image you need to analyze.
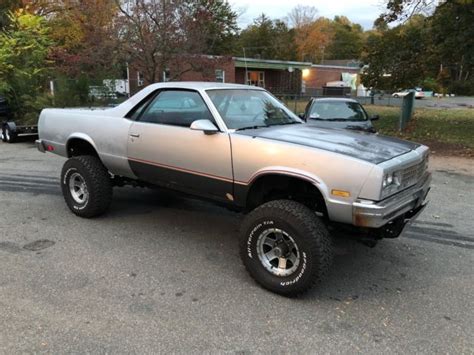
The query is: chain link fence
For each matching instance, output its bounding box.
[274,93,405,115]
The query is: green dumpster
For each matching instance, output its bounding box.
[400,90,415,131]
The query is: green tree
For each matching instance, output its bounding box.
[326,16,364,60]
[0,10,53,122]
[0,0,21,30]
[375,0,436,24]
[428,2,474,94]
[187,0,239,55]
[362,15,430,90]
[238,14,297,60]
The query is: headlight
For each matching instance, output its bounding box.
[381,171,402,197]
[382,172,400,188]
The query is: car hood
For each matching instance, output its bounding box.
[235,124,420,164]
[306,120,374,132]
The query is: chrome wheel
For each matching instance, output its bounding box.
[5,128,10,142]
[256,228,300,277]
[69,172,89,204]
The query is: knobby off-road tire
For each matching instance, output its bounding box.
[61,155,113,218]
[240,200,333,297]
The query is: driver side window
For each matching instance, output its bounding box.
[139,90,214,128]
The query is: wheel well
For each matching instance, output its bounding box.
[67,138,99,158]
[246,174,328,216]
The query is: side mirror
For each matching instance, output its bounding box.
[190,119,219,135]
[370,114,380,121]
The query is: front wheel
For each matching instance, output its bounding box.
[240,200,333,297]
[61,155,113,218]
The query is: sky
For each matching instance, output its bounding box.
[231,0,384,30]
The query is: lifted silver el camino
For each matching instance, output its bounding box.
[37,82,431,296]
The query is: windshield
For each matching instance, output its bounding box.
[309,101,368,122]
[207,89,301,130]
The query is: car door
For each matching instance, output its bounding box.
[127,89,233,203]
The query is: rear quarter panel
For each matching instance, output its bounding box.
[38,108,134,177]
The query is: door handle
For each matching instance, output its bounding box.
[130,133,140,138]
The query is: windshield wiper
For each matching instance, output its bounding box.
[315,118,350,122]
[268,121,301,127]
[235,125,268,131]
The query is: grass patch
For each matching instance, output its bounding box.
[366,106,474,155]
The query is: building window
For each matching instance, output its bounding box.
[215,69,225,83]
[137,71,144,87]
[246,71,265,87]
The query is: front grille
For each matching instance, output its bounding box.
[400,158,427,188]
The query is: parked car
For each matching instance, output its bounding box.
[302,98,377,133]
[36,82,431,297]
[392,89,425,99]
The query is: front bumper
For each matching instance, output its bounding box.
[352,172,431,228]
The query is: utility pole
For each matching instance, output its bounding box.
[243,47,249,85]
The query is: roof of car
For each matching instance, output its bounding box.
[146,82,264,91]
[311,97,359,103]
[111,82,265,118]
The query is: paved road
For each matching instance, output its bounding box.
[1,140,473,354]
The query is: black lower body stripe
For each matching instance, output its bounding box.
[128,159,235,204]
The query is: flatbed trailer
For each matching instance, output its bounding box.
[1,120,38,143]
[0,96,38,143]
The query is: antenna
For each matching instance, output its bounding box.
[243,47,249,86]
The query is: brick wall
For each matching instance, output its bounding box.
[179,58,235,83]
[305,67,359,90]
[127,57,359,96]
[235,67,302,94]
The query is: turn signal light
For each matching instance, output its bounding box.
[331,189,350,198]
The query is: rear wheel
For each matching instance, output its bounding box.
[240,200,333,297]
[1,126,6,142]
[4,126,16,143]
[61,155,113,218]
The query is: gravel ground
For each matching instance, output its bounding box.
[0,140,473,354]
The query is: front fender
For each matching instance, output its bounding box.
[245,166,330,200]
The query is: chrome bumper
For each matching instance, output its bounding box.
[36,139,46,153]
[353,172,431,228]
